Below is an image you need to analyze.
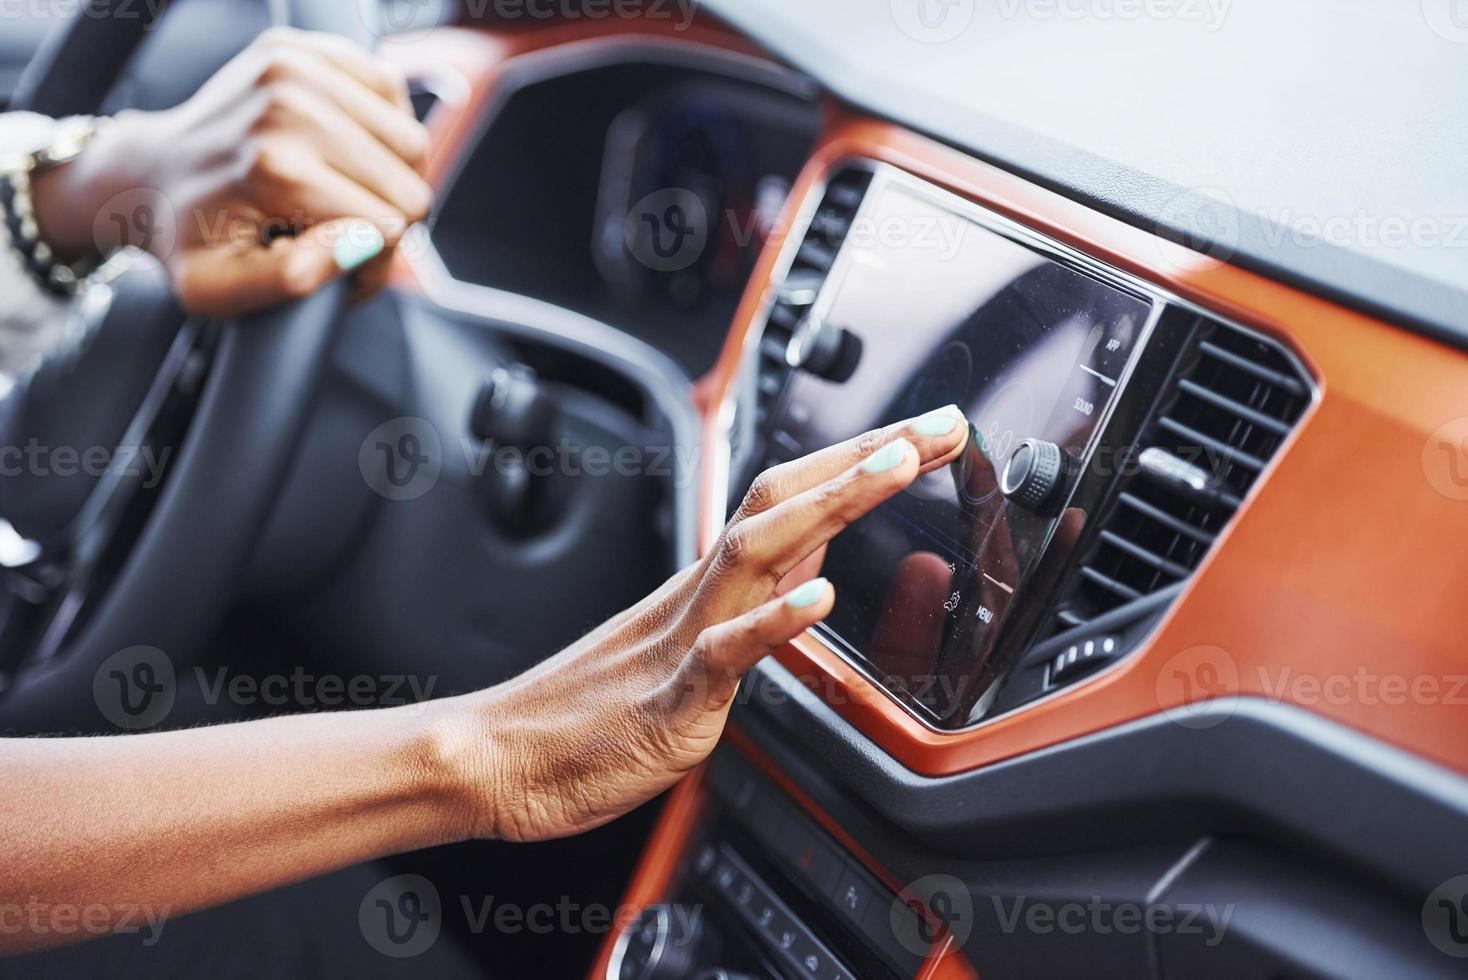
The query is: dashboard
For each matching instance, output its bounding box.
[734,163,1312,732]
[384,10,1468,980]
[424,37,817,375]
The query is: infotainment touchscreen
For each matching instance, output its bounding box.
[773,174,1153,725]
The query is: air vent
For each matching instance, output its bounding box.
[731,168,871,487]
[1049,314,1311,634]
[757,170,869,427]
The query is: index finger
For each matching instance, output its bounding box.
[266,27,415,116]
[269,47,430,171]
[733,405,969,520]
[704,420,967,612]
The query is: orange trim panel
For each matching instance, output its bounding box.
[702,116,1468,780]
[388,21,1468,976]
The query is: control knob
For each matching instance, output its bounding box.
[1001,438,1066,513]
[608,904,704,980]
[469,364,562,530]
[785,314,862,382]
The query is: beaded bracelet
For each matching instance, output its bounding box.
[0,116,109,298]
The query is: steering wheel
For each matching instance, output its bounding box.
[0,0,380,733]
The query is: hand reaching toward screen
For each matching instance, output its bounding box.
[0,409,968,953]
[445,406,969,842]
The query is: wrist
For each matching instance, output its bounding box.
[417,692,517,843]
[29,109,158,262]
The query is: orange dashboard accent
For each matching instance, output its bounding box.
[586,738,981,980]
[587,769,707,980]
[703,115,1468,780]
[920,941,982,980]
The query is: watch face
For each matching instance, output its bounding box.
[38,118,104,169]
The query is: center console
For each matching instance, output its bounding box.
[730,162,1313,730]
[608,749,945,980]
[603,145,1320,980]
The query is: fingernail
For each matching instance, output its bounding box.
[862,438,913,474]
[912,406,961,436]
[786,578,828,609]
[334,221,385,272]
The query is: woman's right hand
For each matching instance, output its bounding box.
[438,406,970,843]
[30,27,432,316]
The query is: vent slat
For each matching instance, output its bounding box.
[768,303,800,331]
[1198,340,1308,397]
[808,211,852,244]
[1099,530,1192,579]
[1079,566,1143,602]
[760,335,788,360]
[1157,416,1268,471]
[1046,316,1309,643]
[1055,609,1088,629]
[1117,492,1216,545]
[1177,378,1292,435]
[796,240,836,271]
[825,183,865,211]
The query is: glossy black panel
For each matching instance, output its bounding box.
[768,175,1153,726]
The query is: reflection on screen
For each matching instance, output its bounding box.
[775,180,1151,723]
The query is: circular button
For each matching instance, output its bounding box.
[608,905,703,980]
[785,315,861,382]
[1000,438,1064,512]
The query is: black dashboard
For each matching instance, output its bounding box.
[429,48,819,375]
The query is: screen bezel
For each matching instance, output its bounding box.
[775,162,1165,731]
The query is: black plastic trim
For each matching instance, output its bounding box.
[733,658,1468,900]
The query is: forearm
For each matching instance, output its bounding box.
[0,700,474,954]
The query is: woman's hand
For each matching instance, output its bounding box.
[443,406,969,842]
[29,27,431,315]
[0,410,964,953]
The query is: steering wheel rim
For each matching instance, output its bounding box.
[0,1,380,734]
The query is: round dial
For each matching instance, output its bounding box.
[1001,438,1065,513]
[607,905,703,980]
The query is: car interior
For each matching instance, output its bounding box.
[1,1,1466,978]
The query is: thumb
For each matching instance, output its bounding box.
[173,217,386,318]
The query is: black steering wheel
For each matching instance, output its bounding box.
[0,0,379,733]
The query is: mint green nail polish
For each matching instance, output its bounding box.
[334,222,385,272]
[786,578,828,609]
[862,438,912,474]
[912,408,960,436]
